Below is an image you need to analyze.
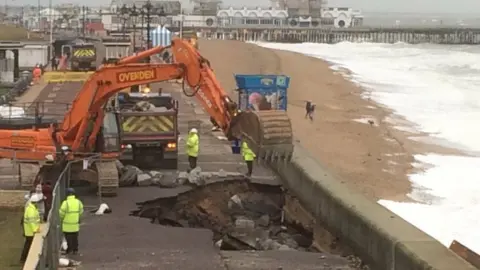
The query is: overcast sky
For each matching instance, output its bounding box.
[12,0,480,14]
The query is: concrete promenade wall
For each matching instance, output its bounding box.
[268,143,475,270]
[0,190,26,209]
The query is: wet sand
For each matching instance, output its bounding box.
[199,39,461,201]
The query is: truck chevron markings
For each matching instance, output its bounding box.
[122,115,174,133]
[73,49,95,57]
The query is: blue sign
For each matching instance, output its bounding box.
[234,74,290,111]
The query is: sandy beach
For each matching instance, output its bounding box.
[199,39,461,201]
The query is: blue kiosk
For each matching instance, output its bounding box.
[231,74,291,154]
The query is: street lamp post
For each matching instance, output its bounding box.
[120,4,139,50]
[140,9,145,48]
[143,0,153,50]
[82,6,87,38]
[120,4,129,39]
[130,5,138,50]
[158,6,167,28]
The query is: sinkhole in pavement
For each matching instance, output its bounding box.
[130,179,317,252]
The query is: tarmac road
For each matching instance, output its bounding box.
[0,81,84,189]
[74,83,354,270]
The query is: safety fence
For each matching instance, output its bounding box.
[23,155,104,269]
[23,163,68,270]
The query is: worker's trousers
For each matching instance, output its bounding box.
[245,161,253,176]
[188,156,197,170]
[64,232,79,254]
[20,236,33,262]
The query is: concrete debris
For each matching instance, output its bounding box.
[291,233,313,248]
[256,214,270,227]
[149,171,178,188]
[278,232,299,249]
[137,172,153,186]
[228,194,243,210]
[177,171,189,185]
[217,169,227,177]
[234,216,255,230]
[119,165,141,186]
[187,167,205,186]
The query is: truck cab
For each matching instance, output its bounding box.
[71,44,97,71]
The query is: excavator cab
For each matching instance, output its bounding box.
[95,111,122,153]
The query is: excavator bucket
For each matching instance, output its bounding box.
[449,240,480,268]
[232,110,293,161]
[232,74,293,161]
[43,71,94,83]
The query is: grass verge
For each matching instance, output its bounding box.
[0,209,23,270]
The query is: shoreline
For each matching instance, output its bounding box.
[291,49,468,200]
[199,39,465,202]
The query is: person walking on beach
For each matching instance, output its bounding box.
[308,103,316,121]
[305,101,312,119]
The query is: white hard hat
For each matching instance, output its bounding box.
[190,128,198,133]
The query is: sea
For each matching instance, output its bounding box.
[254,40,480,254]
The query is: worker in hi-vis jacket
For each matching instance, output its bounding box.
[241,140,256,177]
[186,128,199,172]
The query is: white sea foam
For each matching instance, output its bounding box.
[255,41,480,253]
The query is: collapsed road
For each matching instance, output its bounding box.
[71,82,368,270]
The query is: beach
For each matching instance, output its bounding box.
[198,39,458,201]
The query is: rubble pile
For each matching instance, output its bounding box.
[116,160,245,188]
[131,179,316,252]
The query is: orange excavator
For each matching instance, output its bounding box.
[0,38,293,196]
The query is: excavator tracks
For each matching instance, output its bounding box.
[95,160,119,197]
[234,110,294,161]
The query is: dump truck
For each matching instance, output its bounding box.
[71,43,97,71]
[116,91,179,169]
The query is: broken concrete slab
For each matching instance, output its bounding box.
[137,173,152,186]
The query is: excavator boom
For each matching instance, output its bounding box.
[0,38,293,163]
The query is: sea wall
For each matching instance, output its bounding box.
[268,143,475,270]
[0,190,26,209]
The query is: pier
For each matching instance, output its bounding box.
[183,26,480,44]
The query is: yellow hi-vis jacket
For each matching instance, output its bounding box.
[23,202,41,237]
[59,195,84,233]
[242,141,256,161]
[186,133,199,157]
